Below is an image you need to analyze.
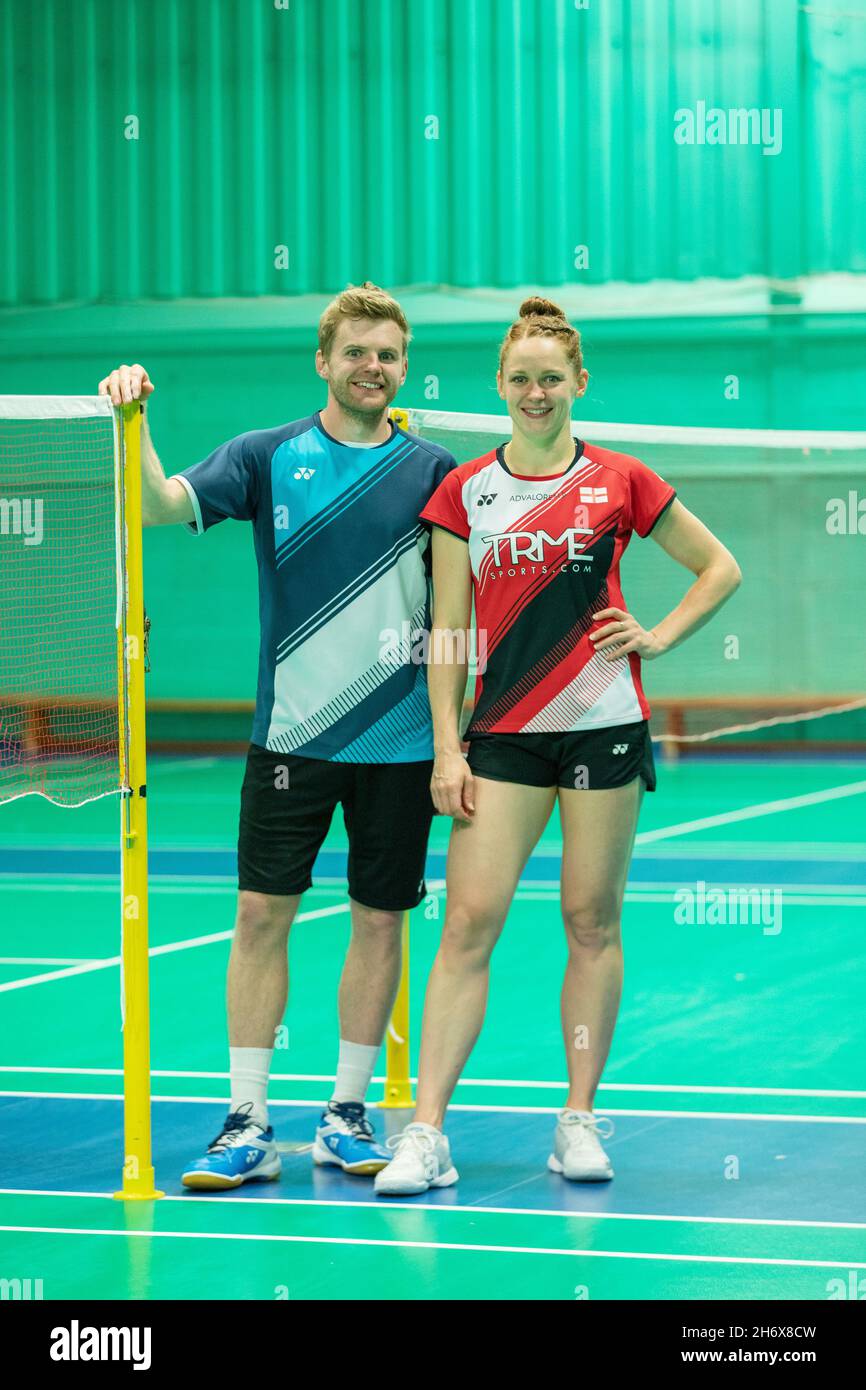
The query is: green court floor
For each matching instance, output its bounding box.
[1,753,865,1299]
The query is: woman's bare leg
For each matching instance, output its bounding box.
[557,777,644,1111]
[413,777,556,1129]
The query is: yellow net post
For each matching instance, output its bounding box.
[381,911,412,1107]
[113,403,163,1201]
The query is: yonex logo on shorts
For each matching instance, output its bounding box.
[476,494,497,506]
[580,487,608,504]
[612,743,629,754]
[293,467,316,480]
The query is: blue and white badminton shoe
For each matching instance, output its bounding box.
[182,1102,281,1190]
[313,1101,392,1175]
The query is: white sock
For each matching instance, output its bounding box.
[229,1047,273,1128]
[330,1039,380,1105]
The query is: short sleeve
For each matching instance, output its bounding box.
[176,432,259,535]
[420,467,470,540]
[629,459,677,538]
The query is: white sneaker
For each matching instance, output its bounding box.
[548,1109,615,1181]
[373,1122,459,1195]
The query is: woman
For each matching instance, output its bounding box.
[375,297,741,1195]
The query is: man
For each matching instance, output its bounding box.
[99,283,455,1188]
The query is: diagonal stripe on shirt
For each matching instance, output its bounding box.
[276,527,423,661]
[275,438,415,567]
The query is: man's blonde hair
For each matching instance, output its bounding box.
[318,281,411,359]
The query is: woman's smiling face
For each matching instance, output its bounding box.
[497,336,588,442]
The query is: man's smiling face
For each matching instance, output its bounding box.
[316,317,408,419]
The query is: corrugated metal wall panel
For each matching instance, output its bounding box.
[1,0,864,307]
[803,0,866,274]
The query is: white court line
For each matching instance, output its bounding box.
[519,890,866,907]
[4,1187,863,1232]
[631,842,866,861]
[0,958,100,966]
[2,1066,864,1100]
[0,883,239,894]
[4,885,866,911]
[16,878,850,896]
[0,903,351,994]
[5,839,866,860]
[634,778,866,844]
[0,1222,862,1269]
[621,882,866,894]
[2,1090,865,1123]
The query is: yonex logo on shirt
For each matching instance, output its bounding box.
[612,743,629,754]
[293,467,316,480]
[580,487,608,504]
[476,494,497,506]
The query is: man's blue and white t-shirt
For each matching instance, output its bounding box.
[177,412,456,762]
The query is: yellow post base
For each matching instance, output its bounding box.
[379,1079,414,1109]
[113,1162,164,1201]
[112,1189,165,1202]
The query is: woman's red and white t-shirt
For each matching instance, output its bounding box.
[420,439,676,735]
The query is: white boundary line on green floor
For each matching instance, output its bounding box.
[0,903,352,993]
[1,1221,864,1270]
[2,1066,865,1100]
[1,1090,865,1123]
[3,1187,865,1232]
[634,778,866,844]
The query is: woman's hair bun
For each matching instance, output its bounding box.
[519,295,567,321]
[500,295,583,373]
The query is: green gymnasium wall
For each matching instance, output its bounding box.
[2,291,865,735]
[2,0,865,739]
[2,0,866,304]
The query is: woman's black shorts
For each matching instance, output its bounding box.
[237,744,435,910]
[465,720,656,792]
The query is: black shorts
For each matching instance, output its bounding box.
[237,745,435,911]
[465,721,656,792]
